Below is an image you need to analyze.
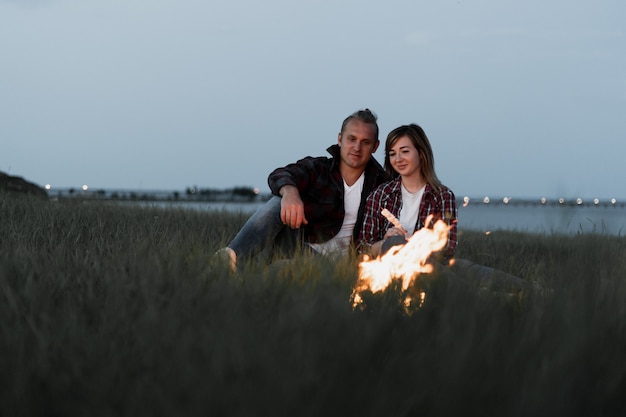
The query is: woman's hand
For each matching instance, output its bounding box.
[384,227,407,239]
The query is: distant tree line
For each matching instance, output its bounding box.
[49,186,269,202]
[185,186,262,202]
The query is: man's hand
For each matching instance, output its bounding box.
[279,185,308,229]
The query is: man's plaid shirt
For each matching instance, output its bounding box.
[268,144,390,244]
[358,176,458,260]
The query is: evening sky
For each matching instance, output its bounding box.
[2,0,625,200]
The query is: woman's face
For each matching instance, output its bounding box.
[388,135,421,178]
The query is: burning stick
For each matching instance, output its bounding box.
[381,208,407,234]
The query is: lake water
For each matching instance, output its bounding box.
[457,203,625,236]
[135,199,626,236]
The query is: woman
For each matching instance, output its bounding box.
[358,124,457,262]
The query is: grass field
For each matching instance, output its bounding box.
[1,193,625,416]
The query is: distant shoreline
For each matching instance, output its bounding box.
[45,187,625,208]
[46,186,273,205]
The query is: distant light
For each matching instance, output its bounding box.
[82,185,88,191]
[503,197,510,204]
[559,198,565,204]
[611,198,617,205]
[483,196,490,204]
[540,197,547,204]
[485,231,491,236]
[253,187,260,195]
[45,184,51,190]
[576,198,583,205]
[594,198,600,205]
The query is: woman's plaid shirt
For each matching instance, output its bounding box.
[358,176,458,260]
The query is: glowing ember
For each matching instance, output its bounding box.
[352,215,450,308]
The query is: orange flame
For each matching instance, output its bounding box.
[352,215,450,308]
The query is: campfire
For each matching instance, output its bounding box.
[352,213,451,309]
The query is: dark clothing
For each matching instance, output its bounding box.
[268,144,390,244]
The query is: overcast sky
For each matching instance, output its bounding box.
[2,0,624,200]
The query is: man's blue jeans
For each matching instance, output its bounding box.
[227,196,305,264]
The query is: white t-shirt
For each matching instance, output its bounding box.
[307,172,365,255]
[399,183,425,237]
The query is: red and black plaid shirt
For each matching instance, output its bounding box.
[268,145,390,244]
[358,176,458,260]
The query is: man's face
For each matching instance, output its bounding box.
[337,119,379,170]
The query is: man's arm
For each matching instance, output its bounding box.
[279,185,308,229]
[268,156,323,229]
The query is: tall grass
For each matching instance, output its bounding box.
[1,193,625,416]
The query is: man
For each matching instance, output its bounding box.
[216,108,391,271]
